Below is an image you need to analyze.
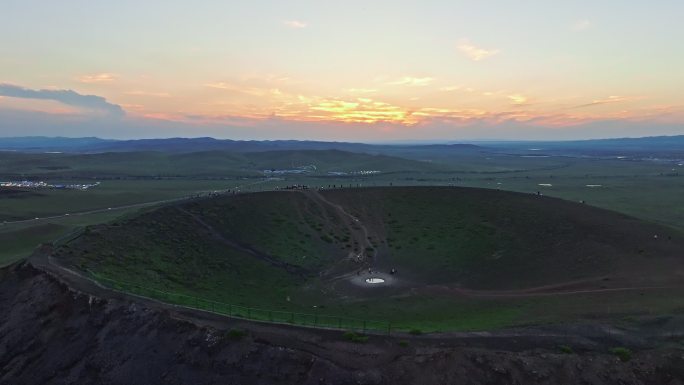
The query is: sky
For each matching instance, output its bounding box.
[1,0,683,141]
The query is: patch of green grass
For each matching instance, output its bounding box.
[610,347,632,362]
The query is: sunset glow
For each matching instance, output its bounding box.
[1,1,683,140]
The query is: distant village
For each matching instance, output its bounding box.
[262,164,381,176]
[0,180,100,190]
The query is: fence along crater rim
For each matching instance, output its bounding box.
[86,270,393,334]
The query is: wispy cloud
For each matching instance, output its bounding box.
[0,83,124,117]
[457,39,499,61]
[440,85,461,92]
[387,77,434,87]
[283,20,307,29]
[125,90,171,97]
[77,73,117,83]
[575,95,631,108]
[205,82,283,97]
[346,88,378,94]
[571,19,591,31]
[508,94,528,105]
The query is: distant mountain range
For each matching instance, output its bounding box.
[0,135,682,157]
[497,135,684,151]
[0,136,482,154]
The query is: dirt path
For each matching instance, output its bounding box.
[417,282,684,298]
[304,190,376,259]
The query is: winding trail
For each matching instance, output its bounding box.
[305,190,376,258]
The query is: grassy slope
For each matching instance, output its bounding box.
[322,187,684,289]
[182,191,351,270]
[58,206,303,308]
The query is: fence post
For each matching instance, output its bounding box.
[314,315,318,326]
[290,312,294,324]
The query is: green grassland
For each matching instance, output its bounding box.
[0,209,134,267]
[3,149,683,274]
[3,147,684,332]
[0,178,284,266]
[0,149,444,179]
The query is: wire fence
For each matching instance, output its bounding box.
[87,271,393,334]
[52,226,86,247]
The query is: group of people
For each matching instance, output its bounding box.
[356,267,398,276]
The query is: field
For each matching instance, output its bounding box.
[3,148,683,267]
[0,178,280,266]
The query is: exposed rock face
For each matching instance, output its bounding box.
[2,262,684,385]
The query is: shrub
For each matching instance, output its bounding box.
[409,328,422,335]
[343,331,369,343]
[226,328,247,340]
[610,347,632,362]
[398,340,409,347]
[558,345,574,354]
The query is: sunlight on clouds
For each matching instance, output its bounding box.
[309,98,410,124]
[77,73,117,83]
[508,94,528,105]
[457,40,499,61]
[346,88,378,94]
[575,95,632,108]
[387,77,434,87]
[110,74,665,133]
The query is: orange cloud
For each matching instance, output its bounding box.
[308,98,410,124]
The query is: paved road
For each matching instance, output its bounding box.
[0,179,271,226]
